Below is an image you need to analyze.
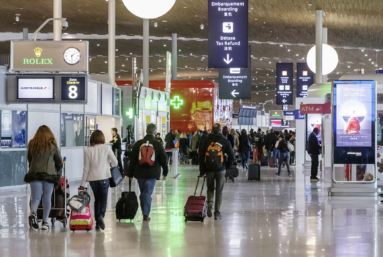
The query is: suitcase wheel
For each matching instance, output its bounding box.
[62,217,67,228]
[72,229,75,232]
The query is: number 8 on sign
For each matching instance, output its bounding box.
[68,86,78,99]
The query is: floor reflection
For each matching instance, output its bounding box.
[0,164,381,256]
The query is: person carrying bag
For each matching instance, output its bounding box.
[80,130,118,231]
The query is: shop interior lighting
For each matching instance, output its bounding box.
[122,0,175,19]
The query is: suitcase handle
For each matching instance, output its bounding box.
[129,178,132,192]
[194,176,206,197]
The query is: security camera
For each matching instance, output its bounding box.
[61,21,68,30]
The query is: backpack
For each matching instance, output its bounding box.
[254,133,263,145]
[139,141,155,168]
[205,142,224,170]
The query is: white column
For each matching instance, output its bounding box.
[23,28,28,40]
[322,27,328,83]
[53,0,62,41]
[108,0,116,86]
[172,33,177,80]
[143,19,149,88]
[315,10,323,84]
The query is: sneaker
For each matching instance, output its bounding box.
[310,177,320,182]
[214,213,222,220]
[288,173,291,177]
[98,216,105,230]
[275,173,280,176]
[245,163,249,169]
[143,215,151,221]
[29,213,39,229]
[95,226,101,232]
[207,207,212,218]
[41,222,50,230]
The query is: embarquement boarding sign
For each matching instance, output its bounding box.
[208,0,248,68]
[276,63,293,105]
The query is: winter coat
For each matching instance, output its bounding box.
[191,133,200,151]
[308,132,321,155]
[179,138,189,155]
[165,132,175,149]
[238,134,252,153]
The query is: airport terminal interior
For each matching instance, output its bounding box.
[1,0,383,256]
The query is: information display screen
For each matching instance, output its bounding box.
[17,78,54,99]
[271,119,282,127]
[61,77,86,101]
[335,83,374,147]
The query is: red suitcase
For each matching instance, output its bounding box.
[184,176,207,222]
[70,201,93,232]
[269,156,274,167]
[253,148,257,161]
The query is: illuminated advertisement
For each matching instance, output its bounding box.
[270,119,282,127]
[335,83,374,147]
[306,114,322,145]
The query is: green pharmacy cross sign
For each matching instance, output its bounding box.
[126,108,133,119]
[171,96,183,109]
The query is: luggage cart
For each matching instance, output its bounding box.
[35,157,70,228]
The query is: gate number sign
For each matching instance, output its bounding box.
[61,77,86,101]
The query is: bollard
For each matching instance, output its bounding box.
[171,148,180,179]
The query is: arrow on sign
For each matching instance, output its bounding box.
[231,90,239,97]
[223,54,233,64]
[282,99,287,103]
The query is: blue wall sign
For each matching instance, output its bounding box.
[208,0,248,68]
[294,109,305,119]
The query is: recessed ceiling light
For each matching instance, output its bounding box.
[159,60,161,62]
[288,49,290,52]
[365,54,368,56]
[154,22,158,27]
[280,45,283,47]
[200,24,204,30]
[116,49,118,51]
[348,66,350,68]
[179,49,181,52]
[369,59,371,61]
[97,44,100,46]
[122,64,124,67]
[105,61,107,63]
[361,49,365,52]
[296,54,299,56]
[164,45,166,47]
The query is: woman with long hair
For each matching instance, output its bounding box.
[25,125,63,230]
[228,129,239,162]
[238,129,252,169]
[79,130,117,231]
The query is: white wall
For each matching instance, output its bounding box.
[96,116,117,143]
[61,148,84,181]
[28,112,60,143]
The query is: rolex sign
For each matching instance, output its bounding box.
[10,41,88,72]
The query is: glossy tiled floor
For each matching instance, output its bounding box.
[0,163,382,257]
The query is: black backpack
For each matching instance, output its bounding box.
[115,180,138,221]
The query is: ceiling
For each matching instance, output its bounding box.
[1,0,383,112]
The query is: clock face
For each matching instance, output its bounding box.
[64,47,81,65]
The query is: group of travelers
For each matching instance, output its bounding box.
[24,122,318,231]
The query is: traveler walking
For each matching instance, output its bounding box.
[238,129,252,169]
[308,128,321,181]
[155,133,164,145]
[187,131,192,147]
[179,132,189,164]
[228,129,239,161]
[110,128,123,172]
[275,135,291,177]
[264,129,277,164]
[165,129,175,165]
[175,130,181,140]
[25,125,63,230]
[273,131,280,167]
[289,132,296,165]
[222,126,229,139]
[199,123,234,220]
[128,124,169,221]
[254,128,264,163]
[79,130,118,231]
[191,130,200,164]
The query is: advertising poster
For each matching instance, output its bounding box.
[306,114,322,145]
[336,84,373,147]
[270,119,282,127]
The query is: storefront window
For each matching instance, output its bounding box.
[0,150,27,187]
[60,113,84,147]
[0,110,27,148]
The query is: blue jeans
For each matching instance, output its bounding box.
[30,181,55,222]
[137,178,157,216]
[180,152,185,163]
[241,151,250,168]
[273,149,280,166]
[278,152,291,174]
[89,179,110,224]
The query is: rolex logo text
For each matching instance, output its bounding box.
[23,47,53,65]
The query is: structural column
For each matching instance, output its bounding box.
[322,27,328,83]
[108,0,116,86]
[23,28,28,41]
[53,0,62,41]
[172,33,177,80]
[315,10,323,84]
[143,19,149,88]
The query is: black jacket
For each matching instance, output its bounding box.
[198,133,234,176]
[254,133,263,147]
[179,138,189,154]
[110,133,122,153]
[277,139,289,153]
[308,132,321,155]
[128,134,169,179]
[227,134,234,147]
[264,133,277,151]
[238,134,252,153]
[165,132,175,149]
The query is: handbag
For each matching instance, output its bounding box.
[287,141,294,152]
[110,166,123,188]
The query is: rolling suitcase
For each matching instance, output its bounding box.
[253,147,257,161]
[248,164,261,181]
[70,203,93,232]
[261,156,268,167]
[116,179,138,222]
[184,176,207,222]
[269,156,274,167]
[225,165,239,182]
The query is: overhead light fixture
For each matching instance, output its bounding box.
[15,14,20,22]
[122,0,176,19]
[200,24,204,30]
[154,22,158,27]
[307,44,339,75]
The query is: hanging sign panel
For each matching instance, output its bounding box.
[208,0,248,68]
[333,80,376,165]
[276,63,293,105]
[296,63,314,98]
[219,45,251,99]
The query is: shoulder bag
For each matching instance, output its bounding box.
[110,166,123,188]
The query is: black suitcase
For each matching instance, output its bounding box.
[116,179,138,221]
[225,165,239,182]
[248,164,261,181]
[261,157,268,167]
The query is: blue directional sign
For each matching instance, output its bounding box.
[276,63,293,105]
[296,63,314,98]
[208,0,248,68]
[219,45,251,99]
